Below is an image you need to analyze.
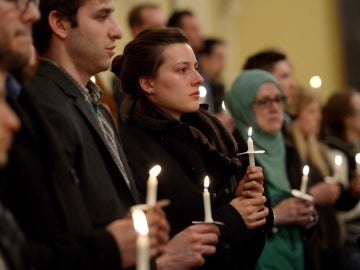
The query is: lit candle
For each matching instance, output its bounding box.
[132,209,149,270]
[300,165,310,193]
[356,153,360,174]
[334,155,343,180]
[146,165,161,206]
[203,176,213,222]
[247,127,255,167]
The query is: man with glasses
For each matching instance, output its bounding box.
[1,0,170,270]
[0,1,39,270]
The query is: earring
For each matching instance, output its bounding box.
[149,89,156,94]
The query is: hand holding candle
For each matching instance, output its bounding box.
[132,209,149,270]
[247,127,255,167]
[146,165,161,207]
[203,176,213,222]
[300,165,310,193]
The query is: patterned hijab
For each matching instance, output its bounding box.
[225,69,291,198]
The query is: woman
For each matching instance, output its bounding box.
[112,28,271,269]
[286,86,343,270]
[225,69,314,270]
[322,89,360,270]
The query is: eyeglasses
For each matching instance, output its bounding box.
[4,0,39,13]
[253,95,286,108]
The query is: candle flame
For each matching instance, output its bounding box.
[132,209,149,236]
[204,176,210,189]
[335,155,343,166]
[149,165,161,177]
[303,165,309,176]
[248,127,253,137]
[356,153,360,164]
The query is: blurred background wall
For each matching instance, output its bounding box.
[99,0,356,102]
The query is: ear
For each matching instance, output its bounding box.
[48,10,71,39]
[139,76,155,95]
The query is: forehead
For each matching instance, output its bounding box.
[80,0,114,11]
[255,82,281,98]
[272,60,292,75]
[161,43,196,64]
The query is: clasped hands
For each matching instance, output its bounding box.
[230,166,269,229]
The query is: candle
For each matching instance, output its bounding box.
[334,155,343,180]
[356,153,360,174]
[300,165,310,193]
[146,165,161,206]
[247,127,255,167]
[132,209,149,270]
[203,176,213,222]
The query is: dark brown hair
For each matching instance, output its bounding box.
[322,88,359,139]
[33,0,85,55]
[111,27,188,98]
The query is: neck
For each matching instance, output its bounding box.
[43,47,91,86]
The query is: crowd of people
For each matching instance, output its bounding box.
[0,1,359,270]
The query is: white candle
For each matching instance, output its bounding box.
[334,155,343,180]
[132,209,149,270]
[247,127,255,167]
[146,165,161,206]
[300,165,310,193]
[203,176,213,222]
[356,153,360,174]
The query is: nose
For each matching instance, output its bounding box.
[192,69,204,86]
[22,2,41,23]
[109,17,122,40]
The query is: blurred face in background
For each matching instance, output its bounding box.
[200,43,227,81]
[296,99,322,138]
[181,14,203,53]
[0,0,40,71]
[272,59,296,107]
[345,92,360,135]
[253,82,284,133]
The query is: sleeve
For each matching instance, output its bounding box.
[27,230,122,270]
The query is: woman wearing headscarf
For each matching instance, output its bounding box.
[225,69,315,270]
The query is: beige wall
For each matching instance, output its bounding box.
[101,0,345,101]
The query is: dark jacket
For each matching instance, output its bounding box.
[0,60,140,269]
[285,136,342,270]
[120,111,269,270]
[1,89,121,270]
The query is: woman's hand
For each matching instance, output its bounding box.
[308,181,341,206]
[273,197,314,226]
[235,166,264,198]
[230,196,269,229]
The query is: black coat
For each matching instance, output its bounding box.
[0,60,140,270]
[1,90,121,270]
[121,113,268,270]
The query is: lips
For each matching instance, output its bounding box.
[190,91,200,96]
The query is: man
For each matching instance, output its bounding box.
[1,0,169,269]
[167,10,204,55]
[128,3,166,37]
[0,1,37,269]
[242,50,297,118]
[22,0,217,269]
